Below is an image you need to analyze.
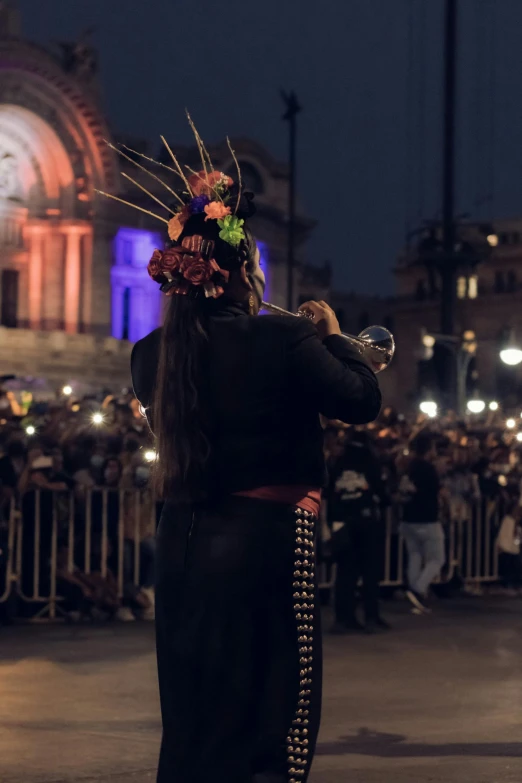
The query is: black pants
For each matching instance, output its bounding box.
[155,496,322,783]
[332,517,382,625]
[499,552,522,587]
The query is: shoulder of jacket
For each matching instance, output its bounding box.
[256,313,316,337]
[132,328,162,363]
[131,329,161,401]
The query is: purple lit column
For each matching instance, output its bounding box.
[111,228,163,342]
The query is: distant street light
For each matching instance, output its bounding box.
[500,347,522,366]
[486,233,499,247]
[506,418,516,429]
[489,401,499,411]
[420,401,438,418]
[467,399,485,414]
[517,433,522,443]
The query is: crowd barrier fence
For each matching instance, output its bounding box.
[315,500,501,590]
[0,491,505,620]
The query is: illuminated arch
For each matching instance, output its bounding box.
[0,103,75,211]
[0,39,119,214]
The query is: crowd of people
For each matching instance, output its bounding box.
[0,385,521,628]
[0,386,158,623]
[323,404,522,632]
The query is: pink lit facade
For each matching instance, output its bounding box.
[0,31,118,338]
[0,10,329,371]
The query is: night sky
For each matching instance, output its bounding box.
[16,0,522,295]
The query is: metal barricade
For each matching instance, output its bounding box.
[9,488,159,622]
[318,501,500,593]
[0,498,17,604]
[1,491,510,621]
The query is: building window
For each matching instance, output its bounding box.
[122,240,133,266]
[512,232,520,244]
[457,275,478,299]
[415,280,427,301]
[122,288,131,340]
[495,271,505,293]
[507,270,517,292]
[1,269,18,328]
[500,233,509,245]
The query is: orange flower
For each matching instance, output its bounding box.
[168,207,190,241]
[204,201,231,221]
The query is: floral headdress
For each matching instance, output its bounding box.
[95,112,255,299]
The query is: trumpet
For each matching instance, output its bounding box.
[261,301,395,372]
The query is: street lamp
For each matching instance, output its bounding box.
[489,401,499,411]
[420,400,438,418]
[467,399,485,414]
[500,347,522,366]
[422,333,436,349]
[506,418,516,429]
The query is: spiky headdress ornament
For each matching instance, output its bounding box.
[96,112,255,299]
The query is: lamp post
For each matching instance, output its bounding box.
[440,0,458,339]
[414,0,492,410]
[281,90,301,312]
[422,329,476,416]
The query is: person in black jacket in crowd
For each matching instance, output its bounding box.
[327,428,389,634]
[128,128,381,783]
[400,434,445,613]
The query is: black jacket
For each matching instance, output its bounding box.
[327,442,387,523]
[401,457,440,524]
[131,300,381,501]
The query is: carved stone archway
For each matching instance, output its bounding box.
[0,39,120,333]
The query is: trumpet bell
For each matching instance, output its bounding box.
[356,326,395,373]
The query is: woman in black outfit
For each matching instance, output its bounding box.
[129,154,381,783]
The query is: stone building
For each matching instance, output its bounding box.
[0,3,329,393]
[333,219,522,411]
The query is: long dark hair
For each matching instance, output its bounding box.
[152,214,257,500]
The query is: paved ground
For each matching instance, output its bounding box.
[1,599,522,783]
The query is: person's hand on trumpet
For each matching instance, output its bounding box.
[297,300,342,341]
[298,300,382,372]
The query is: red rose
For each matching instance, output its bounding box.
[161,248,183,276]
[147,249,167,282]
[180,254,212,285]
[147,248,185,282]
